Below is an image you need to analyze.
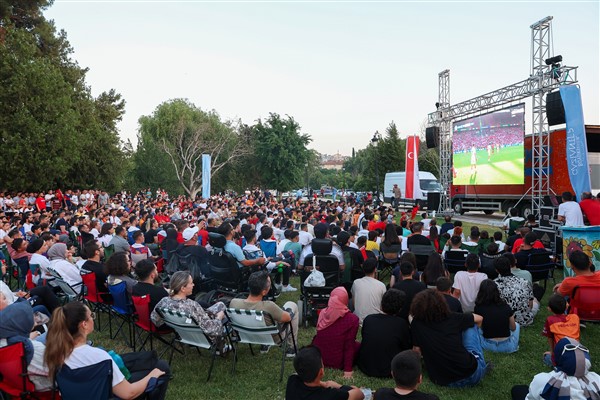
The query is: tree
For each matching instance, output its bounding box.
[0,4,127,191]
[251,113,311,193]
[137,99,250,198]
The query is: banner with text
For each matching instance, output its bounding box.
[560,86,591,200]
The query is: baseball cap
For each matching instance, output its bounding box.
[182,226,199,241]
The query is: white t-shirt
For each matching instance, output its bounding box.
[558,201,585,227]
[0,280,16,304]
[65,345,125,388]
[298,231,313,247]
[31,253,52,280]
[351,276,386,324]
[49,259,83,292]
[452,271,487,313]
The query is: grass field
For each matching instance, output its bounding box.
[453,145,525,185]
[82,219,599,400]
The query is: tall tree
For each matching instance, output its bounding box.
[137,99,249,198]
[251,113,312,193]
[0,3,127,191]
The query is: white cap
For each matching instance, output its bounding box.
[182,226,199,241]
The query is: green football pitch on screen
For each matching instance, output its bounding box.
[452,145,525,185]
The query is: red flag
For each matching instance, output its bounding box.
[405,135,422,199]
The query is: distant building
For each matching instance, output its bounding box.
[320,151,349,170]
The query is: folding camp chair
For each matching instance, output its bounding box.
[156,307,233,381]
[47,268,83,304]
[408,244,435,271]
[107,281,135,348]
[524,252,555,292]
[81,271,110,331]
[226,308,297,382]
[132,295,179,361]
[444,250,469,274]
[0,342,55,400]
[55,359,112,400]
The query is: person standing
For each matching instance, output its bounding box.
[393,184,402,210]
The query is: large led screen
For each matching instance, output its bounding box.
[452,104,525,185]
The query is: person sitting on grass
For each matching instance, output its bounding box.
[474,279,520,354]
[311,287,360,379]
[285,346,364,400]
[511,337,600,400]
[357,288,411,378]
[541,294,580,367]
[452,254,487,313]
[374,350,440,400]
[410,289,488,388]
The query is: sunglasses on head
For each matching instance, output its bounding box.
[562,343,589,356]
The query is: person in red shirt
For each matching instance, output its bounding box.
[35,193,46,212]
[554,250,600,297]
[579,192,600,225]
[196,218,209,247]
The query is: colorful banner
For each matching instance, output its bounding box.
[560,86,591,201]
[405,135,423,199]
[202,154,211,199]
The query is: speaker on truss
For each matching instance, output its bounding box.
[426,127,440,148]
[546,91,566,126]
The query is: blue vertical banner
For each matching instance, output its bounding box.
[559,86,591,201]
[202,154,211,199]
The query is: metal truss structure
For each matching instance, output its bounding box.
[428,16,579,217]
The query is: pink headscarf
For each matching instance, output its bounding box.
[316,287,349,331]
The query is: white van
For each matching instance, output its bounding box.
[383,171,442,206]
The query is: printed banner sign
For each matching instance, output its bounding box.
[560,86,591,200]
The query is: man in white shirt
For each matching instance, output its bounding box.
[351,258,386,324]
[558,191,584,227]
[452,253,487,312]
[298,223,313,247]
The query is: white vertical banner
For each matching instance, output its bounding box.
[202,154,211,199]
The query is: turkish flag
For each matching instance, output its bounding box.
[405,135,423,200]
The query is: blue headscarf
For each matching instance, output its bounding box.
[541,337,598,400]
[0,301,35,365]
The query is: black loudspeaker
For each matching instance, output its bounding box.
[426,127,439,148]
[546,91,566,126]
[427,191,440,211]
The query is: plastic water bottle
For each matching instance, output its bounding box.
[361,388,372,400]
[277,263,284,274]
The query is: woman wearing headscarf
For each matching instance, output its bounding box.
[311,287,360,379]
[48,243,82,293]
[511,337,600,400]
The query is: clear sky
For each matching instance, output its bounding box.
[45,1,599,156]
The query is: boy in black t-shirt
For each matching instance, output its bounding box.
[375,350,440,400]
[285,346,364,400]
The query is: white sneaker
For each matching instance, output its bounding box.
[281,285,297,292]
[275,284,283,291]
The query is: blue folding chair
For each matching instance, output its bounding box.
[56,359,112,400]
[108,281,135,348]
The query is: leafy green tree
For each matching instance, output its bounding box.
[0,4,127,191]
[135,99,249,198]
[251,113,312,193]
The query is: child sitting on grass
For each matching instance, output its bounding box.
[542,294,580,366]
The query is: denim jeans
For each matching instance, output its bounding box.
[447,326,488,388]
[479,323,520,353]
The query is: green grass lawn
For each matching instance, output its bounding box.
[85,219,598,400]
[453,145,525,185]
[90,276,599,400]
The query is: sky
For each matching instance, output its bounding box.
[45,1,600,156]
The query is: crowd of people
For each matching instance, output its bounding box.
[452,127,523,153]
[0,186,599,400]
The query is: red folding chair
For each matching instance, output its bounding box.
[570,285,600,322]
[131,295,179,363]
[0,342,56,399]
[81,272,111,331]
